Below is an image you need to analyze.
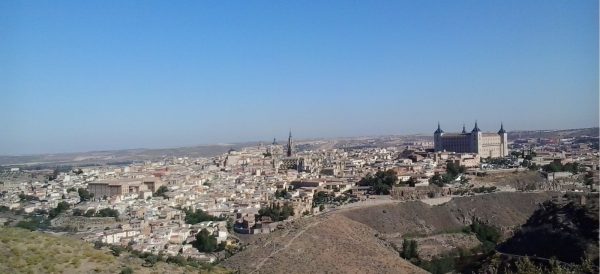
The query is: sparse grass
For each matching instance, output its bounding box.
[0,227,232,274]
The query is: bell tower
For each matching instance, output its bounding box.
[434,122,444,151]
[287,130,293,157]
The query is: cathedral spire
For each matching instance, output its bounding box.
[461,124,466,134]
[287,129,293,157]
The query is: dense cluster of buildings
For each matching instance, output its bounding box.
[0,126,597,261]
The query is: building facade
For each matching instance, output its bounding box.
[434,122,508,158]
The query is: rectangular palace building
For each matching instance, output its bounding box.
[433,122,508,158]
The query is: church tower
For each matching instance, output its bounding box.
[287,130,293,157]
[434,122,444,151]
[471,121,482,154]
[498,122,508,156]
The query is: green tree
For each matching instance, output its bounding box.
[110,245,125,257]
[429,174,444,187]
[77,188,93,201]
[409,240,418,259]
[144,255,158,267]
[274,188,288,198]
[401,239,418,260]
[96,208,119,218]
[120,267,133,274]
[358,170,398,195]
[72,208,84,216]
[154,185,169,198]
[445,162,466,179]
[258,203,295,221]
[407,177,418,187]
[49,201,71,219]
[469,219,501,253]
[194,228,218,252]
[184,209,225,224]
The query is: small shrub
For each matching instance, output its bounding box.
[120,267,134,274]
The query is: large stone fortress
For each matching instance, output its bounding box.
[434,122,508,158]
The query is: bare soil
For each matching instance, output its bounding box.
[223,214,427,274]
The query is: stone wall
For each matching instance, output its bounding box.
[390,186,452,200]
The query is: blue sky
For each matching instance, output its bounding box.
[1,1,598,155]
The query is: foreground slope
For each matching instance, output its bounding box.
[223,214,426,274]
[224,192,557,273]
[0,227,229,274]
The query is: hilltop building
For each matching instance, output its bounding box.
[434,122,508,158]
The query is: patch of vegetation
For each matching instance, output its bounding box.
[15,215,50,231]
[401,239,418,260]
[358,170,398,194]
[430,162,467,187]
[18,193,39,202]
[95,208,119,218]
[193,228,225,252]
[154,185,169,198]
[420,254,456,274]
[274,188,288,199]
[542,161,582,174]
[465,218,501,253]
[77,188,93,201]
[183,208,225,224]
[119,266,133,274]
[472,186,497,194]
[49,201,70,219]
[312,191,333,206]
[257,203,294,222]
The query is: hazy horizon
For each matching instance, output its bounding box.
[2,1,598,155]
[1,125,597,157]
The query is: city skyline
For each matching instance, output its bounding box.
[0,123,595,157]
[2,1,598,154]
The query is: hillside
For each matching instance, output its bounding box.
[222,214,427,274]
[0,227,229,274]
[223,192,557,273]
[498,198,599,264]
[342,192,556,237]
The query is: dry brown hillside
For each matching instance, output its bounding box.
[223,213,427,274]
[223,192,556,273]
[342,192,556,237]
